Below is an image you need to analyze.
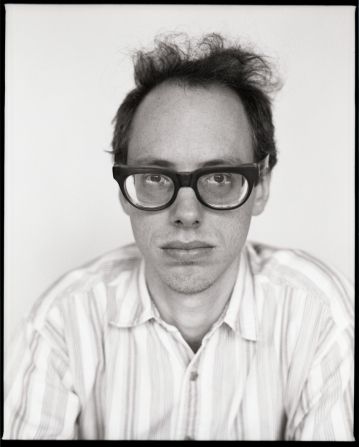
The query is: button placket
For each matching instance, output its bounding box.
[184,364,199,440]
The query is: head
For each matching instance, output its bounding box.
[111,33,280,295]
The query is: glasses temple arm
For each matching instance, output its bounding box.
[258,154,270,177]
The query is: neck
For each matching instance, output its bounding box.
[145,256,240,353]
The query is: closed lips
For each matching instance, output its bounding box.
[161,241,214,250]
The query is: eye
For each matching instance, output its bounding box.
[144,174,170,186]
[206,173,232,185]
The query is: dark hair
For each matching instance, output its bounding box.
[111,33,281,170]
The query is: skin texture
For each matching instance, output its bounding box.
[121,82,271,351]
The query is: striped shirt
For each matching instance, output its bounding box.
[3,241,354,440]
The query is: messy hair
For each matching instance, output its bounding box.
[111,33,281,170]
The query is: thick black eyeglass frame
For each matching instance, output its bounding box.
[112,155,269,211]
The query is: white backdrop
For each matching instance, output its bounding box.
[5,5,355,348]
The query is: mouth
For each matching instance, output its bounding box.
[161,241,214,262]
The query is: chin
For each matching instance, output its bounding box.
[160,267,218,295]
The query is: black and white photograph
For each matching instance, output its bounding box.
[3,4,355,440]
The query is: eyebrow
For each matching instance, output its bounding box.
[131,157,246,168]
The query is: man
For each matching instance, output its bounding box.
[4,33,354,440]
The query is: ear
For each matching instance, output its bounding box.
[119,191,132,216]
[251,173,271,216]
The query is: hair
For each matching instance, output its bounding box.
[111,33,281,170]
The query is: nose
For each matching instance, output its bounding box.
[170,187,203,227]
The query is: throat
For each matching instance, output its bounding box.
[187,338,202,354]
[176,318,212,353]
[156,297,229,354]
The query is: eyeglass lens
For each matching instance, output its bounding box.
[197,172,249,208]
[125,174,174,207]
[124,171,250,209]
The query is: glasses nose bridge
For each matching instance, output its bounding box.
[177,172,195,189]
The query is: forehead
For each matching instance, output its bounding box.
[127,82,253,168]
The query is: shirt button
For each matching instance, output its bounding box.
[190,371,198,381]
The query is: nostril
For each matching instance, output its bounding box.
[171,188,202,227]
[174,219,200,227]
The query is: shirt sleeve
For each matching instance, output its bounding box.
[3,312,81,439]
[291,326,354,440]
[286,273,354,441]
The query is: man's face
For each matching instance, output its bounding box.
[122,82,270,294]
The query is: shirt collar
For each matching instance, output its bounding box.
[107,258,157,328]
[107,244,258,341]
[222,246,258,341]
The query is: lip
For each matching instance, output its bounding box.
[161,240,214,250]
[161,241,214,262]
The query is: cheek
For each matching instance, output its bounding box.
[129,212,163,250]
[225,213,252,244]
[217,200,254,248]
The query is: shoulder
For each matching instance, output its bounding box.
[28,243,143,329]
[245,240,353,299]
[245,241,354,329]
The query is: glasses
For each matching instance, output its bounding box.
[112,155,269,211]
